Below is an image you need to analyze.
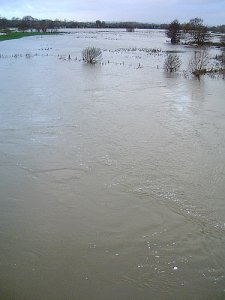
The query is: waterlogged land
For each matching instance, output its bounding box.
[0,29,225,300]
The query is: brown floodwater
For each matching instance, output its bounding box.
[0,29,225,300]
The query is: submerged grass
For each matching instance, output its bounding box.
[0,31,59,42]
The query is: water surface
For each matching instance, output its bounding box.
[0,29,225,300]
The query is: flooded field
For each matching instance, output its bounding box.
[0,29,225,300]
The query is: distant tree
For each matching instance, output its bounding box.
[10,17,21,28]
[126,23,135,32]
[220,51,225,67]
[95,20,102,28]
[222,53,225,75]
[0,17,8,30]
[189,49,209,77]
[181,22,191,44]
[217,39,225,66]
[33,21,41,32]
[215,25,225,33]
[220,35,225,46]
[166,19,181,44]
[164,54,182,72]
[18,19,29,32]
[39,20,50,32]
[82,47,102,64]
[187,18,209,46]
[47,20,56,32]
[53,19,62,31]
[22,16,36,31]
[126,26,135,32]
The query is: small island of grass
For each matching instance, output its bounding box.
[0,31,59,42]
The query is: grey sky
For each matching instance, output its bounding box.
[0,0,224,25]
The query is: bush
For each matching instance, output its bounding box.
[189,50,209,77]
[82,47,102,64]
[164,54,182,72]
[126,27,135,32]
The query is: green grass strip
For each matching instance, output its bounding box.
[0,32,59,42]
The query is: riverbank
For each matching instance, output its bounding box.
[0,31,59,42]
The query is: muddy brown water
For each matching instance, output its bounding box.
[0,29,225,300]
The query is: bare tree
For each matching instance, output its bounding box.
[164,54,182,72]
[217,47,225,68]
[82,47,102,64]
[221,51,225,66]
[18,19,29,32]
[39,20,51,32]
[187,18,209,46]
[22,16,36,31]
[220,34,225,47]
[189,49,209,77]
[166,19,181,44]
[0,17,8,30]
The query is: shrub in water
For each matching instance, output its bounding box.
[164,54,182,73]
[82,47,102,64]
[189,50,209,77]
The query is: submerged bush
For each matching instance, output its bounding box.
[82,47,102,64]
[164,54,182,72]
[189,49,209,77]
[126,27,135,32]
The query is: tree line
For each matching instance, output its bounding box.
[0,16,167,32]
[0,15,224,33]
[166,18,225,46]
[166,18,208,46]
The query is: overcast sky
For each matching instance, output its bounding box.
[0,0,224,25]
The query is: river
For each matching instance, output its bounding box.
[0,29,225,300]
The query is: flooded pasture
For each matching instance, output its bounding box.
[0,29,225,300]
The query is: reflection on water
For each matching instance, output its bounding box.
[0,29,225,300]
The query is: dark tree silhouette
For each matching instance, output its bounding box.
[18,19,29,32]
[95,20,102,28]
[22,16,36,31]
[166,19,181,44]
[0,17,8,29]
